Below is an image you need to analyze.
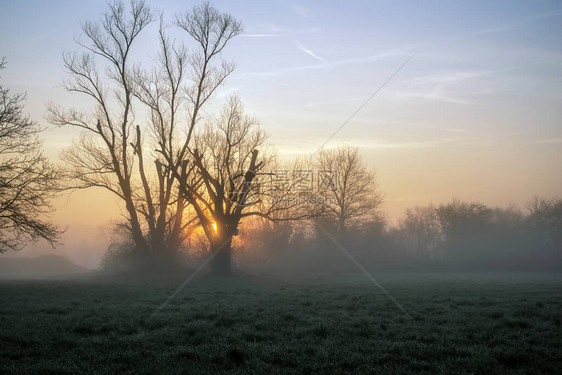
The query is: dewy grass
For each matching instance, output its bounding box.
[1,273,561,374]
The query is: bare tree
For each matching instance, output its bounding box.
[48,1,241,263]
[179,96,317,274]
[397,205,443,260]
[523,197,562,253]
[145,2,242,255]
[128,16,193,257]
[48,0,153,254]
[315,146,383,233]
[0,58,62,252]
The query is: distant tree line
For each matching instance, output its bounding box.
[237,197,562,273]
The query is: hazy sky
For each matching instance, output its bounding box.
[1,0,561,266]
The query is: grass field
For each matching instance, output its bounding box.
[1,273,561,374]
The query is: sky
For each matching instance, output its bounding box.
[1,0,561,266]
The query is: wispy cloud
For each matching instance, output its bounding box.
[239,25,321,38]
[444,128,467,133]
[536,137,562,144]
[346,136,495,150]
[275,136,493,155]
[388,70,495,105]
[409,71,488,86]
[239,34,285,38]
[390,89,474,105]
[296,41,326,62]
[239,47,413,78]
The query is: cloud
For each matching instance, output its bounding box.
[238,26,320,39]
[238,25,291,38]
[409,71,487,86]
[390,89,473,105]
[344,136,495,150]
[388,70,496,105]
[275,136,493,155]
[239,34,285,38]
[443,128,467,133]
[296,42,326,62]
[239,47,413,78]
[536,137,562,144]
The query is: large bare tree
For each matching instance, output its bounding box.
[0,58,62,252]
[48,0,153,254]
[180,96,317,274]
[315,146,383,233]
[48,1,242,262]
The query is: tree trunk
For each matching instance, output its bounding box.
[338,214,346,234]
[209,235,233,275]
[150,230,167,256]
[124,196,149,253]
[168,160,188,254]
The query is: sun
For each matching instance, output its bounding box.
[211,222,217,232]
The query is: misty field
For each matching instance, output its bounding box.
[1,273,561,374]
